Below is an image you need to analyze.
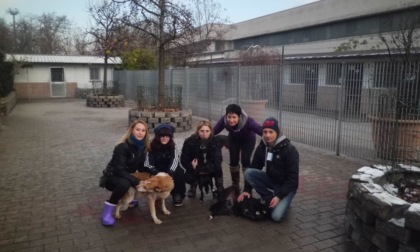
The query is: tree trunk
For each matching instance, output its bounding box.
[157,0,166,110]
[103,55,108,95]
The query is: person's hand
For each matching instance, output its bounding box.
[237,192,251,202]
[269,196,280,208]
[191,158,198,169]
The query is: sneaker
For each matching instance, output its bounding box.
[173,194,183,207]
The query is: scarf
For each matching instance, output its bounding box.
[130,134,145,150]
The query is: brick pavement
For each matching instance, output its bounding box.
[0,99,366,252]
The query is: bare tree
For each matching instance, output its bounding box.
[87,0,128,94]
[168,0,234,66]
[14,18,36,54]
[0,18,13,53]
[34,13,72,54]
[239,45,281,66]
[73,31,92,55]
[190,0,232,41]
[114,0,197,109]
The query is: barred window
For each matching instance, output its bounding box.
[326,64,342,85]
[51,68,64,82]
[90,68,100,80]
[290,64,305,84]
[373,62,399,88]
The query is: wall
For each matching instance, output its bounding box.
[13,64,115,99]
[227,0,420,40]
[14,82,77,99]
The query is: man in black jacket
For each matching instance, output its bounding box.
[237,117,299,222]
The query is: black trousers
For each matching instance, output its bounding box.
[228,134,256,167]
[171,167,186,198]
[104,176,132,205]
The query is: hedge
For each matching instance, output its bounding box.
[0,51,14,98]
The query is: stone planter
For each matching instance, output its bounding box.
[86,95,125,108]
[240,99,268,123]
[345,164,420,251]
[128,108,192,132]
[368,115,420,162]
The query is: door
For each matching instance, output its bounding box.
[304,64,319,108]
[345,63,363,112]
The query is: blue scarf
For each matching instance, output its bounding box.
[130,134,145,150]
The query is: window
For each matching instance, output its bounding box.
[233,8,420,50]
[373,62,399,88]
[51,68,64,82]
[326,64,342,85]
[90,68,100,80]
[290,64,305,84]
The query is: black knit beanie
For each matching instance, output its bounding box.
[262,117,280,135]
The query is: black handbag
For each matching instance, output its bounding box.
[233,197,271,221]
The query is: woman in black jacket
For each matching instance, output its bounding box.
[100,119,150,226]
[144,124,186,206]
[181,120,224,199]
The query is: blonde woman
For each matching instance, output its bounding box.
[181,120,224,199]
[99,119,150,226]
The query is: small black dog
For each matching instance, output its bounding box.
[197,173,215,201]
[196,135,229,201]
[209,186,271,221]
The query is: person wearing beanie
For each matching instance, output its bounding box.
[100,119,151,226]
[238,117,299,222]
[213,104,262,192]
[144,123,186,207]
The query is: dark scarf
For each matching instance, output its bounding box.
[130,134,145,150]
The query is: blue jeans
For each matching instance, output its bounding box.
[244,168,296,222]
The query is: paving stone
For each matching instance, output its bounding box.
[0,99,367,252]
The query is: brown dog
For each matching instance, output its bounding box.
[137,172,175,224]
[115,172,151,220]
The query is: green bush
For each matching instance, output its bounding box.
[0,51,14,98]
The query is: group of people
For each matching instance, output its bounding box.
[99,104,299,226]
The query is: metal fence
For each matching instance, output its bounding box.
[114,61,420,165]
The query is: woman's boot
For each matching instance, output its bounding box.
[213,176,224,198]
[242,166,251,195]
[230,165,240,190]
[187,183,197,198]
[101,201,116,226]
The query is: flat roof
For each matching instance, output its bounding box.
[6,54,122,65]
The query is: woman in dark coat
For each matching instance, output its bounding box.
[181,120,224,198]
[144,124,186,206]
[100,119,150,226]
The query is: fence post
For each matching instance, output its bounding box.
[336,62,346,156]
[237,65,241,104]
[207,65,211,119]
[278,46,285,130]
[185,67,189,109]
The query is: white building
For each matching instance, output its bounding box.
[7,54,121,99]
[190,0,420,64]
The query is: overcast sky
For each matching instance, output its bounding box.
[1,0,320,29]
